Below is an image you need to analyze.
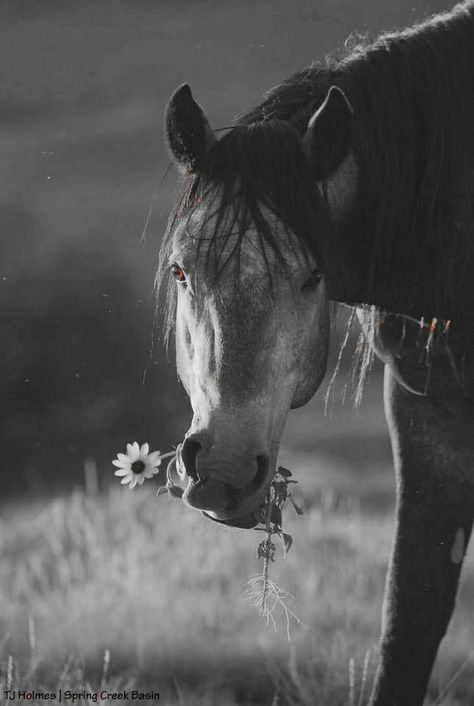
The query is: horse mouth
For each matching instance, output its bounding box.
[200,456,269,529]
[179,453,270,528]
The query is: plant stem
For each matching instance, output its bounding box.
[160,451,177,461]
[260,489,274,616]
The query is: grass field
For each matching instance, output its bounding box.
[1,377,473,706]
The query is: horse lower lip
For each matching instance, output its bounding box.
[182,478,231,512]
[202,511,259,529]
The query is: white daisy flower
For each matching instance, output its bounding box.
[112,442,162,489]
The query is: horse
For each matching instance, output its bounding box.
[158,1,474,704]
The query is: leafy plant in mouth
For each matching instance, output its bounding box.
[241,466,304,640]
[114,445,304,637]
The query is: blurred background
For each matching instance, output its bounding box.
[0,0,453,497]
[1,1,472,704]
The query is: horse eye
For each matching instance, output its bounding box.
[171,264,187,283]
[301,270,322,292]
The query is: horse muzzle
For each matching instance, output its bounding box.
[176,442,270,527]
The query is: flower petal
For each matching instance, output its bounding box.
[137,475,145,485]
[147,451,162,465]
[112,459,129,468]
[140,442,150,457]
[121,476,131,485]
[117,453,129,462]
[114,469,130,477]
[129,476,138,489]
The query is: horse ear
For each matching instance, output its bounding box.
[164,84,216,173]
[304,86,353,181]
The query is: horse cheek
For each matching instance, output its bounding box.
[291,296,330,408]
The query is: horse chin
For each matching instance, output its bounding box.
[202,510,259,529]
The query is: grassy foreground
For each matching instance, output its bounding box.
[0,473,473,706]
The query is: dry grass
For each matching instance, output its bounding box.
[0,472,472,705]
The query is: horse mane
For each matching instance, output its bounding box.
[239,0,474,316]
[158,0,474,345]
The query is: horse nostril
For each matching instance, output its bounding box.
[181,438,202,482]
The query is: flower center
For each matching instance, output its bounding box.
[131,460,146,474]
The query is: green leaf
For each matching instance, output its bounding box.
[272,482,288,504]
[277,466,292,478]
[282,533,293,556]
[257,543,267,559]
[290,496,304,515]
[271,505,282,526]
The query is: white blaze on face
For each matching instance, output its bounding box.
[450,527,466,564]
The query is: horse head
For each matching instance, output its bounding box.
[159,83,353,528]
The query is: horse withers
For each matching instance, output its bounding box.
[159,2,474,704]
